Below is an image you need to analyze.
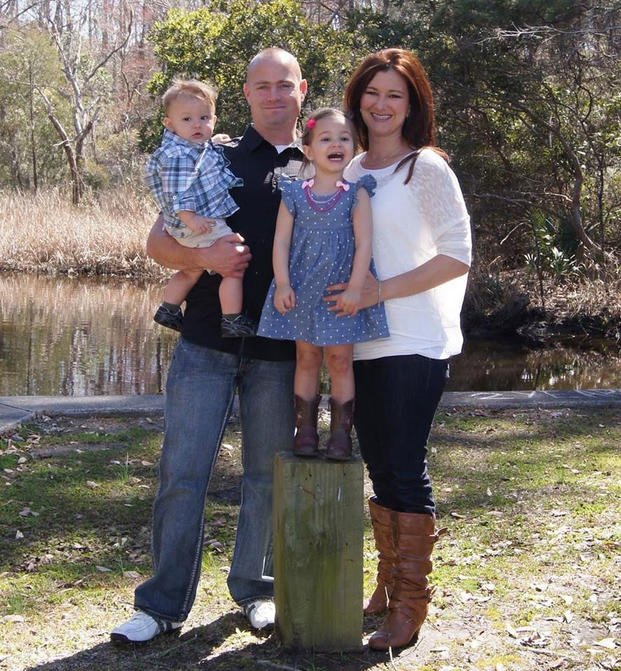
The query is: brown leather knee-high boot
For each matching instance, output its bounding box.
[293,394,320,457]
[325,397,354,461]
[364,498,396,615]
[369,511,445,651]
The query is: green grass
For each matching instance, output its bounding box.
[0,407,619,671]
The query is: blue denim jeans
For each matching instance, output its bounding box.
[134,338,295,622]
[353,354,449,515]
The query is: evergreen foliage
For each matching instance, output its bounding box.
[0,0,618,294]
[141,0,357,150]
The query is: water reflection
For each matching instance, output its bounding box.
[0,273,176,396]
[0,273,619,395]
[448,338,621,391]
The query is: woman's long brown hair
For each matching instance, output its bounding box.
[344,48,447,183]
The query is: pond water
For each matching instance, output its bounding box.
[1,273,619,396]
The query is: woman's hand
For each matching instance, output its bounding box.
[274,284,296,315]
[332,286,362,316]
[325,273,379,316]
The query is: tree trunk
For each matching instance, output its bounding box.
[516,102,602,256]
[28,63,38,192]
[47,109,83,204]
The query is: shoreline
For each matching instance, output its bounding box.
[2,390,620,436]
[2,268,619,344]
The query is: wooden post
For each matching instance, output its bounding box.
[273,452,364,651]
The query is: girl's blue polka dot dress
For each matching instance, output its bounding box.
[258,175,389,346]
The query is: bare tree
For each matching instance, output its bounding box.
[37,2,133,202]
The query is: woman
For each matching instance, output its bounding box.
[328,48,472,650]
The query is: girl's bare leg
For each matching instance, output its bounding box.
[324,344,354,402]
[294,340,323,400]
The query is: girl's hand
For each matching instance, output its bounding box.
[325,273,379,316]
[274,285,296,315]
[333,286,362,316]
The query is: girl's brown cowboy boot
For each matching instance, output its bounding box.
[293,394,321,457]
[325,397,354,461]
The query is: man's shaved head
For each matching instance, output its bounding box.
[246,47,302,82]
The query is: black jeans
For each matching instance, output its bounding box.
[353,354,449,515]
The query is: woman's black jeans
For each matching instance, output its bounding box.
[353,354,449,515]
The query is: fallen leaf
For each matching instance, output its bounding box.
[1,614,25,623]
[506,624,519,638]
[592,637,616,649]
[86,481,99,488]
[123,571,141,579]
[520,631,551,648]
[96,565,112,572]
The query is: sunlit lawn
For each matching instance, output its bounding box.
[0,406,619,671]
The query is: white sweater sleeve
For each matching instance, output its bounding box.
[413,150,472,266]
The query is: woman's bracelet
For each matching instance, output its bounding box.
[376,281,382,306]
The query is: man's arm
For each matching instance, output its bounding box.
[146,215,251,278]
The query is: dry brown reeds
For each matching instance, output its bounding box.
[0,186,167,280]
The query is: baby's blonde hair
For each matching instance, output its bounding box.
[162,79,217,113]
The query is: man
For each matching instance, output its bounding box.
[111,47,307,644]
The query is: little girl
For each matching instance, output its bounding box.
[258,108,388,461]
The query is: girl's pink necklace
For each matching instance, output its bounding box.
[302,179,349,213]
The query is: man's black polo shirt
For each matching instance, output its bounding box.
[182,125,303,361]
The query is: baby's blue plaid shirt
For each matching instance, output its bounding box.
[145,129,243,231]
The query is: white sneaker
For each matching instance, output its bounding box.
[110,610,182,644]
[244,599,275,630]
